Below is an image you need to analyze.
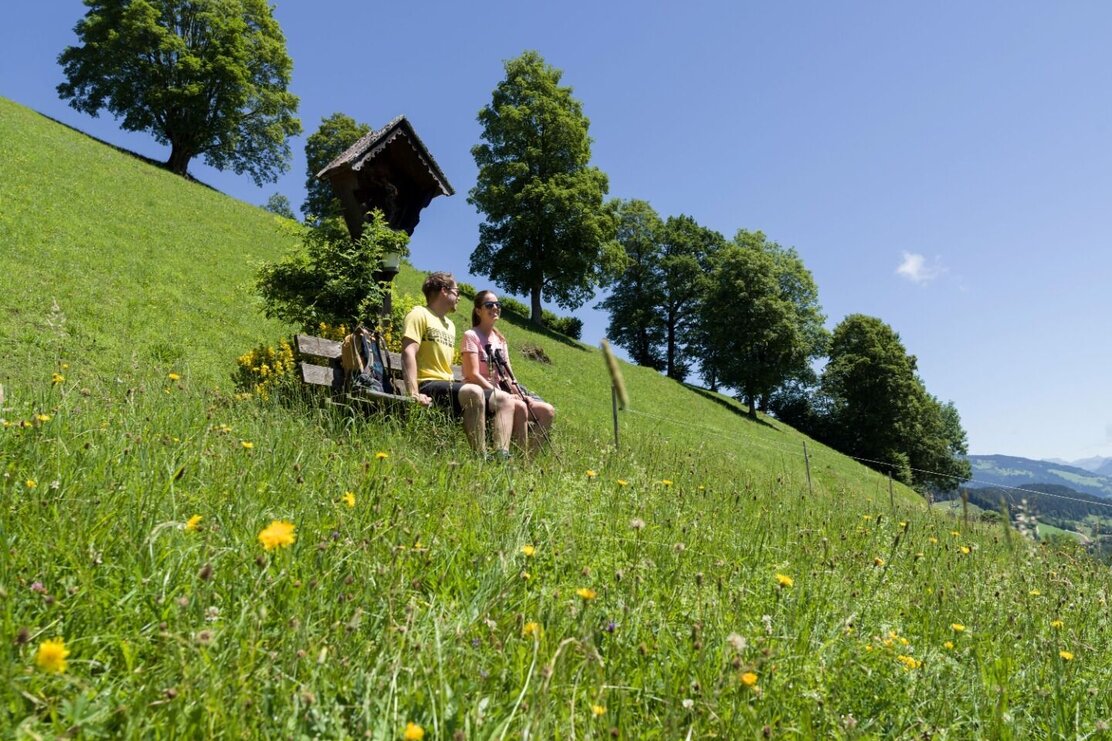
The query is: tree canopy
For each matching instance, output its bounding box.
[57,0,301,184]
[468,50,620,325]
[821,314,970,490]
[303,112,372,220]
[598,200,667,370]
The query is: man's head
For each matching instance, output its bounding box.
[422,271,459,314]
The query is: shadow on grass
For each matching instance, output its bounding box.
[682,383,779,430]
[491,309,591,352]
[39,112,220,193]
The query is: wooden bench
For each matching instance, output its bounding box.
[295,333,462,406]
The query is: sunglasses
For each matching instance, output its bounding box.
[482,301,502,309]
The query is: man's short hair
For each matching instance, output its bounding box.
[422,271,456,301]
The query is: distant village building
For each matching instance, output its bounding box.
[316,115,454,240]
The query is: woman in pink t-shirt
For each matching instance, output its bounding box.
[462,290,556,453]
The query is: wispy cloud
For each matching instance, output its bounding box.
[896,252,946,285]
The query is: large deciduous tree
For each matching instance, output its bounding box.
[57,0,301,184]
[821,314,970,490]
[303,112,371,220]
[700,245,809,418]
[659,216,726,382]
[469,50,620,325]
[598,200,667,370]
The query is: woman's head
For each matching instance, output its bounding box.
[472,290,502,327]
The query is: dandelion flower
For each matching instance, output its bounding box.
[950,530,961,537]
[375,451,389,460]
[591,704,606,716]
[740,671,758,687]
[659,479,673,486]
[585,469,597,479]
[52,373,65,385]
[943,641,954,650]
[520,571,531,581]
[928,536,938,544]
[576,587,597,600]
[630,518,646,530]
[342,492,356,508]
[403,722,425,740]
[1059,650,1074,661]
[775,573,794,588]
[1029,589,1041,596]
[897,655,921,670]
[25,479,37,489]
[35,638,69,673]
[258,520,296,550]
[726,633,747,652]
[185,515,203,532]
[1050,619,1064,630]
[960,546,971,555]
[520,544,536,557]
[522,621,541,638]
[616,479,628,487]
[37,414,51,423]
[950,623,965,633]
[168,372,181,381]
[873,557,885,567]
[241,441,254,449]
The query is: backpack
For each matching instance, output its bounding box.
[340,327,396,395]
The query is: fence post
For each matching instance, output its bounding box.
[803,441,813,497]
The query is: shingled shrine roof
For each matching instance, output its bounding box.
[317,115,454,197]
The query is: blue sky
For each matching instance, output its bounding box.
[3,1,1111,462]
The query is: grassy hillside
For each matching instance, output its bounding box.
[2,98,1111,738]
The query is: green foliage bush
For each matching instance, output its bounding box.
[255,210,408,330]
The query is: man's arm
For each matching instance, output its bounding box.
[401,338,432,406]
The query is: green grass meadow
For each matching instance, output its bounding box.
[2,97,1111,738]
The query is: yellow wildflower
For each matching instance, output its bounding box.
[873,557,885,567]
[1029,589,1041,596]
[585,469,597,479]
[897,655,921,670]
[1050,619,1064,630]
[960,546,971,555]
[403,722,425,740]
[520,544,536,557]
[520,571,531,581]
[943,641,954,650]
[375,451,389,460]
[775,573,794,588]
[660,479,673,486]
[52,373,65,385]
[740,671,758,687]
[576,587,597,600]
[522,621,541,638]
[35,638,69,674]
[37,414,51,422]
[950,623,965,633]
[342,492,356,508]
[928,536,938,544]
[950,530,961,537]
[591,704,606,716]
[616,479,628,487]
[241,441,254,449]
[25,479,37,489]
[1059,650,1074,661]
[185,515,203,532]
[258,520,296,550]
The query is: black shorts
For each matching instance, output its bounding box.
[419,381,496,416]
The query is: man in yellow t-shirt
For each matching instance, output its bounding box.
[401,272,516,457]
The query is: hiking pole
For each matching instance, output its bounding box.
[488,345,557,454]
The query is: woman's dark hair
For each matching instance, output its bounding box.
[472,290,506,343]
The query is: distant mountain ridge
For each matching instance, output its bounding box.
[967,454,1112,499]
[1043,456,1112,477]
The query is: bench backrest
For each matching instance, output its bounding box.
[295,334,462,393]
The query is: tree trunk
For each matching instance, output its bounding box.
[666,315,677,379]
[530,283,544,326]
[746,391,758,420]
[166,140,194,177]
